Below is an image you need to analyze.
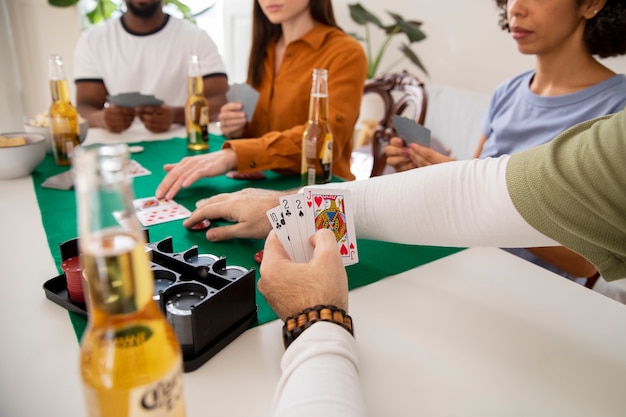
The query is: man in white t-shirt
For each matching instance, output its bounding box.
[74,0,228,133]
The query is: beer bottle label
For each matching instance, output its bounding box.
[83,362,186,417]
[199,107,209,126]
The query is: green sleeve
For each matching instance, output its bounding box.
[506,108,626,281]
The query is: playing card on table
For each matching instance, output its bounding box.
[132,197,191,226]
[266,205,295,260]
[303,188,358,266]
[128,160,151,177]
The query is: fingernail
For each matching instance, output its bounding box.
[206,231,216,241]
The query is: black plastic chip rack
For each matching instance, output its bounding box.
[43,234,258,372]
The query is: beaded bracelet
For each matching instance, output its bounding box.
[282,304,354,349]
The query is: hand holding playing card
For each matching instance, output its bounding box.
[102,106,136,133]
[226,83,259,122]
[266,188,358,265]
[258,228,349,321]
[219,102,248,137]
[135,105,173,133]
[392,115,431,147]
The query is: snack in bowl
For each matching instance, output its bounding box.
[0,132,47,179]
[0,135,27,147]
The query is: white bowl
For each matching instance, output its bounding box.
[23,123,52,153]
[0,132,47,179]
[24,120,88,153]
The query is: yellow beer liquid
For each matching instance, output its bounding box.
[301,94,333,185]
[80,230,186,417]
[185,76,209,151]
[49,79,80,166]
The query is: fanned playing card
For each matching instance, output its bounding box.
[266,205,295,260]
[132,197,191,226]
[279,195,307,262]
[303,188,358,266]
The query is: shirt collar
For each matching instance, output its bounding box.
[295,24,335,51]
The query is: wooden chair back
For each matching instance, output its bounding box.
[363,70,428,177]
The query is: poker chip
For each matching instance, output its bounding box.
[254,250,264,264]
[61,255,84,303]
[165,287,207,346]
[187,218,211,231]
[128,145,144,154]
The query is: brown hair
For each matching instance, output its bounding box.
[247,0,340,87]
[494,0,626,58]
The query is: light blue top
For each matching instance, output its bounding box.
[480,69,626,281]
[480,70,626,158]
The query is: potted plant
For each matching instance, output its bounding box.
[348,2,428,79]
[48,0,208,26]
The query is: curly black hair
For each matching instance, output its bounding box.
[494,0,626,58]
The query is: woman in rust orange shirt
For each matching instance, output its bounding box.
[156,0,367,201]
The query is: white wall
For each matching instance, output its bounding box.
[4,0,81,130]
[334,0,626,93]
[3,0,626,130]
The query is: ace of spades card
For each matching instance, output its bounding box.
[304,188,358,266]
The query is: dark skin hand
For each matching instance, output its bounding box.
[135,105,175,133]
[76,82,135,133]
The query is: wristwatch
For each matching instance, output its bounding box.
[282,304,354,349]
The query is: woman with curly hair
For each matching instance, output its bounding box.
[385,0,626,283]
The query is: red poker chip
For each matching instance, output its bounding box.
[254,250,264,264]
[188,219,211,231]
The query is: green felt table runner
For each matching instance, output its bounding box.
[33,134,462,340]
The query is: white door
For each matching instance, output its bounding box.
[222,0,253,83]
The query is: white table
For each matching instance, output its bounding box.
[2,126,626,417]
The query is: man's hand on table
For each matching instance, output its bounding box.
[156,149,239,200]
[183,187,292,241]
[258,228,349,320]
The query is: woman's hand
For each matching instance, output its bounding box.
[219,102,247,138]
[155,149,238,200]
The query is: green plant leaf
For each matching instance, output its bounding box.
[349,3,383,28]
[347,31,366,42]
[48,0,79,7]
[86,0,119,25]
[165,0,196,23]
[387,12,426,43]
[400,44,428,76]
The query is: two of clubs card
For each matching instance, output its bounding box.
[266,188,358,266]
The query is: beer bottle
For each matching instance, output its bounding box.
[301,68,333,185]
[184,55,209,151]
[48,54,80,166]
[74,144,186,417]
